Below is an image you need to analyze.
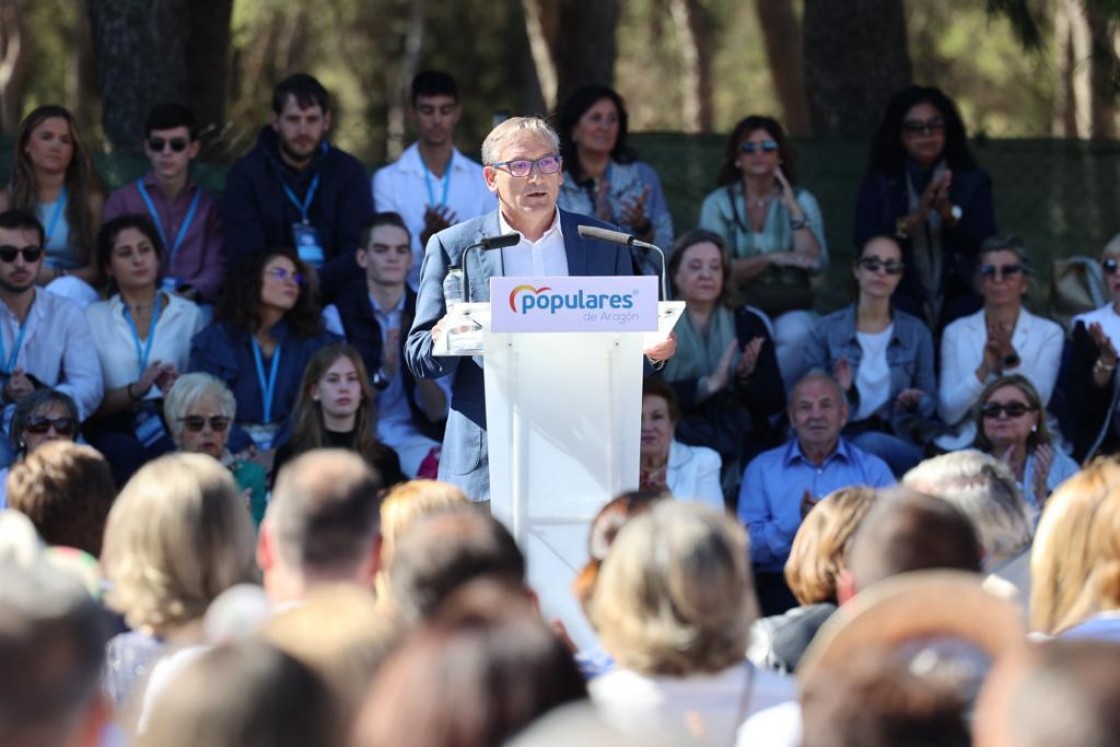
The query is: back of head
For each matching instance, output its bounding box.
[140,639,341,747]
[903,451,1031,566]
[0,558,109,747]
[7,441,116,557]
[590,501,756,676]
[387,505,525,625]
[786,486,878,605]
[801,645,970,747]
[268,449,383,580]
[848,487,982,592]
[379,479,468,563]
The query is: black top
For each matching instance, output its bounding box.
[271,427,406,489]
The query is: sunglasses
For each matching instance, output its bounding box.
[148,137,190,153]
[858,257,905,275]
[981,402,1036,419]
[24,416,76,436]
[901,118,946,136]
[179,415,231,433]
[738,140,779,154]
[0,245,43,263]
[979,263,1023,281]
[489,155,563,178]
[265,266,305,285]
[1104,257,1120,275]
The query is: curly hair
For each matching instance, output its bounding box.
[215,248,323,337]
[866,85,977,175]
[715,114,798,187]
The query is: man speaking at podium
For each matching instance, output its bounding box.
[406,116,674,502]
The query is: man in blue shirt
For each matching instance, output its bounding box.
[738,371,894,615]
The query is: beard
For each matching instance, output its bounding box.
[278,135,320,167]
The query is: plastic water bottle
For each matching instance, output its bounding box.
[443,265,464,309]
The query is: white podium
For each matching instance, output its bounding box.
[436,275,682,650]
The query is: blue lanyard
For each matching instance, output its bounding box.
[0,319,27,375]
[423,161,452,207]
[281,172,320,224]
[135,179,202,268]
[250,337,282,423]
[42,185,67,243]
[122,295,163,376]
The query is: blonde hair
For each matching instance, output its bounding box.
[1030,459,1120,634]
[101,454,256,631]
[785,487,878,605]
[481,116,559,166]
[590,501,757,676]
[374,480,467,602]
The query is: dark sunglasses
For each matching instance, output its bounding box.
[901,118,946,136]
[981,402,1036,419]
[1104,257,1120,275]
[148,137,190,153]
[24,416,76,436]
[858,257,905,275]
[0,245,43,263]
[979,263,1023,281]
[738,140,778,154]
[179,415,231,433]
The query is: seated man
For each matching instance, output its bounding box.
[336,213,448,477]
[372,71,496,290]
[222,73,373,300]
[0,210,102,464]
[103,102,225,303]
[738,371,894,616]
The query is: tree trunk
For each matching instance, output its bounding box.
[184,0,234,152]
[521,0,559,110]
[668,0,714,133]
[554,0,618,105]
[1087,6,1115,139]
[87,0,187,152]
[385,0,427,161]
[0,0,29,135]
[802,0,911,137]
[754,0,810,136]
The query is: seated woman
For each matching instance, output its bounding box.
[1064,234,1120,461]
[973,375,1078,515]
[698,115,826,387]
[163,373,268,525]
[803,234,936,476]
[272,343,404,489]
[190,247,339,460]
[639,377,723,510]
[0,105,104,306]
[0,389,79,508]
[555,84,673,274]
[855,85,997,331]
[660,229,785,499]
[85,215,204,485]
[937,235,1064,451]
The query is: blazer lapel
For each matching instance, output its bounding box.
[560,210,589,277]
[468,211,504,302]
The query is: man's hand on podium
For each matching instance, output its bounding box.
[643,331,677,365]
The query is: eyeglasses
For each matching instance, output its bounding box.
[981,402,1036,419]
[1104,257,1120,275]
[738,140,779,154]
[0,245,43,263]
[979,263,1023,281]
[265,266,305,285]
[148,137,190,153]
[489,155,563,177]
[858,257,905,275]
[901,118,946,136]
[179,415,231,433]
[24,416,76,436]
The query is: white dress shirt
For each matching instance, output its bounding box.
[498,208,568,277]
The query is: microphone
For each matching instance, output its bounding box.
[578,224,669,301]
[461,233,521,302]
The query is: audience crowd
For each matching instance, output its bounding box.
[3,69,1120,746]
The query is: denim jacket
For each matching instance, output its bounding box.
[803,305,936,434]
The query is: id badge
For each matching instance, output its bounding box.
[291,223,324,267]
[133,401,170,449]
[244,423,279,451]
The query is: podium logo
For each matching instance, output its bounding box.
[509,284,637,314]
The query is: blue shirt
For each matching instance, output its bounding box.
[738,438,895,573]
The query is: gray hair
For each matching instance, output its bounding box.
[903,450,1032,567]
[481,116,560,166]
[164,373,237,445]
[10,390,78,453]
[978,234,1034,278]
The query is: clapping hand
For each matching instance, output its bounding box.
[834,358,853,393]
[895,388,925,412]
[620,185,653,237]
[736,337,765,381]
[420,205,457,246]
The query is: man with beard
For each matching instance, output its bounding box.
[222,73,373,301]
[738,371,893,616]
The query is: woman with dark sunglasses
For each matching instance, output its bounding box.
[937,235,1063,451]
[0,389,79,508]
[855,85,997,333]
[973,374,1077,513]
[802,235,934,476]
[189,247,340,472]
[699,114,826,390]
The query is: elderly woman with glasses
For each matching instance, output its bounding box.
[0,389,79,508]
[699,114,826,388]
[164,372,267,524]
[936,235,1064,451]
[802,234,935,476]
